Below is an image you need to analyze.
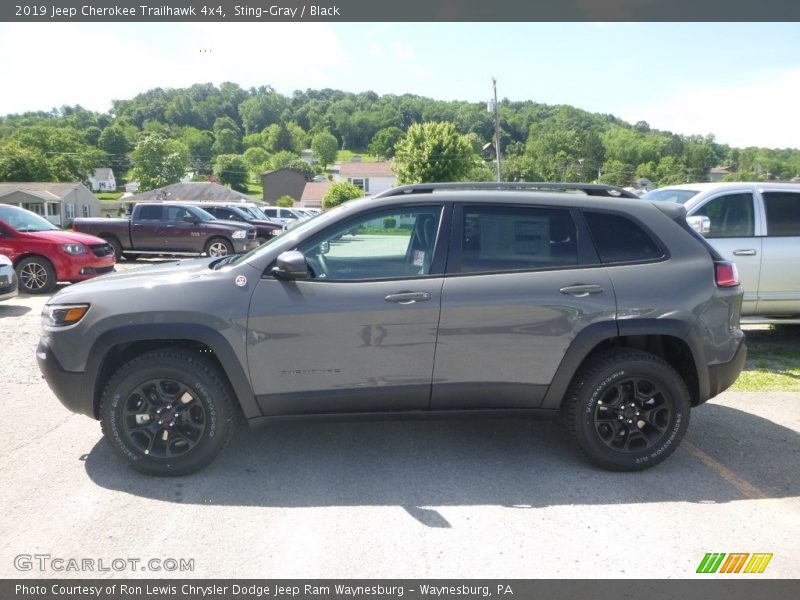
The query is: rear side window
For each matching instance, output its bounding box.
[692,193,755,238]
[137,205,162,220]
[584,212,663,263]
[763,192,800,236]
[456,205,578,273]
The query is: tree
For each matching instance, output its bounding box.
[311,131,339,167]
[213,154,249,191]
[276,195,295,207]
[99,123,136,180]
[0,142,51,181]
[322,181,363,209]
[368,126,404,159]
[131,133,190,191]
[212,128,241,156]
[393,122,479,184]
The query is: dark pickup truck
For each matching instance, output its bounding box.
[73,203,259,259]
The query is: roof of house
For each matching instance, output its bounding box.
[301,182,331,202]
[709,166,733,174]
[123,182,256,203]
[339,161,395,177]
[261,167,310,179]
[0,182,82,201]
[93,168,114,180]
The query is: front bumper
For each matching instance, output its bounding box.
[236,240,260,253]
[0,272,17,301]
[37,337,95,418]
[707,337,747,399]
[58,253,116,283]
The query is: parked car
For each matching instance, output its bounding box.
[196,204,283,243]
[260,206,307,226]
[642,182,800,322]
[0,253,18,301]
[73,203,259,260]
[38,182,745,475]
[0,205,115,294]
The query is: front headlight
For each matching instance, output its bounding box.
[232,230,247,239]
[61,243,87,255]
[42,303,90,328]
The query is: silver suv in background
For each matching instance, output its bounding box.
[643,182,800,322]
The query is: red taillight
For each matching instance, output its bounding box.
[715,261,739,287]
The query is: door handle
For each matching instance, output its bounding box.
[733,249,757,256]
[559,284,604,297]
[384,292,432,304]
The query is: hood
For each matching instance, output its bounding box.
[49,257,223,302]
[22,229,108,245]
[211,219,253,230]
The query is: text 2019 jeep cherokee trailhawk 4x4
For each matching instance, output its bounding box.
[37,183,747,475]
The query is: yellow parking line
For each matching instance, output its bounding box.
[682,441,768,500]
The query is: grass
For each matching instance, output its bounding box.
[244,182,263,198]
[96,192,125,200]
[730,325,800,392]
[336,150,378,163]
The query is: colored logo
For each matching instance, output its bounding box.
[235,275,247,287]
[696,553,773,574]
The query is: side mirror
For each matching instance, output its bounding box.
[271,250,309,280]
[686,215,711,236]
[183,215,199,224]
[319,240,330,255]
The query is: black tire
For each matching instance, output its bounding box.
[16,256,56,294]
[561,349,690,471]
[103,236,123,261]
[205,237,234,257]
[99,349,237,476]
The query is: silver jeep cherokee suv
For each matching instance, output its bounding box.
[37,183,746,475]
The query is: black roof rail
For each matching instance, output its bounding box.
[372,182,639,199]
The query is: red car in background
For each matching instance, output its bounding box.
[0,204,116,294]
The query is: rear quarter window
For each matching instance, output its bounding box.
[763,192,800,236]
[583,211,664,263]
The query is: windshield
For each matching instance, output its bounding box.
[227,202,351,265]
[641,189,699,204]
[242,206,266,220]
[191,206,218,221]
[0,205,59,232]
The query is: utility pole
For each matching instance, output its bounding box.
[492,78,501,182]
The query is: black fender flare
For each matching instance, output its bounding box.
[85,323,261,419]
[540,318,707,409]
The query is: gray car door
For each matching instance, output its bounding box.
[247,204,447,416]
[431,203,617,409]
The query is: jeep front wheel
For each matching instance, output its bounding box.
[561,349,690,471]
[99,349,236,476]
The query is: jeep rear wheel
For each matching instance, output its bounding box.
[562,349,690,471]
[99,349,236,476]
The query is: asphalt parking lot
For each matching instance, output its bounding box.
[0,262,798,579]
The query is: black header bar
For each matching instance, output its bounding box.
[3,0,800,22]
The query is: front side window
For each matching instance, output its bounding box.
[692,193,755,238]
[166,206,193,222]
[297,206,443,281]
[763,192,800,236]
[455,205,578,273]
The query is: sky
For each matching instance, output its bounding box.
[0,22,798,149]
